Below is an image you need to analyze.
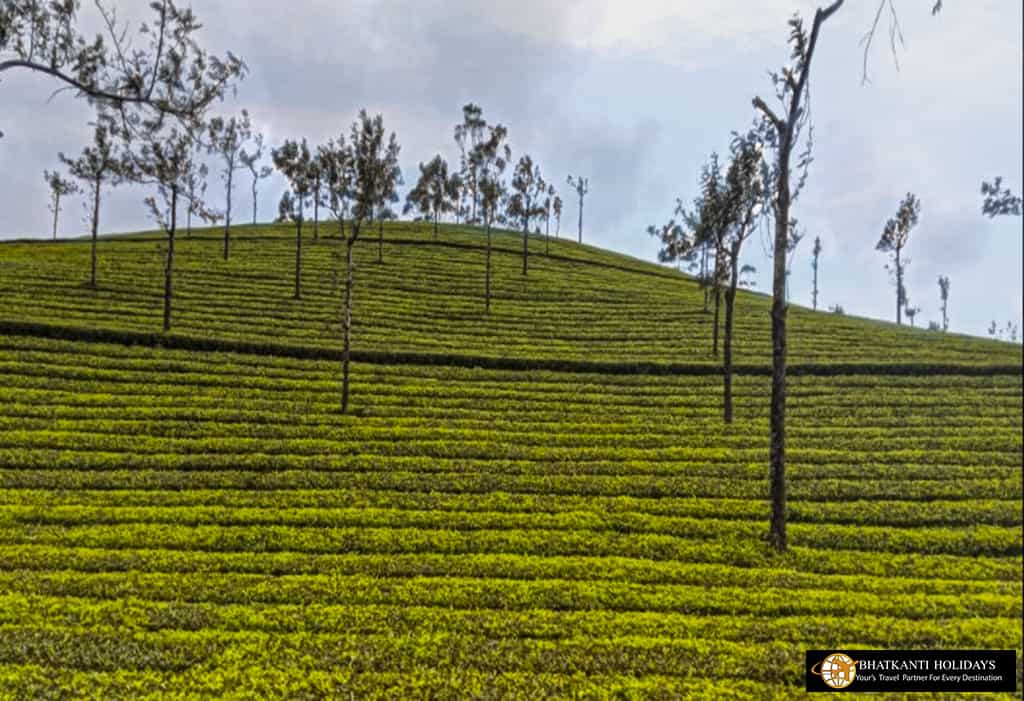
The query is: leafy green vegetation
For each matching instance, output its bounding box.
[0,227,1020,698]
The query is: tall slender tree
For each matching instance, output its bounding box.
[567,174,589,244]
[876,192,920,326]
[473,124,512,313]
[207,110,253,260]
[272,139,315,299]
[509,156,546,276]
[454,103,488,224]
[43,169,78,240]
[182,138,208,237]
[310,153,324,242]
[405,155,456,241]
[811,235,822,311]
[720,132,765,424]
[543,184,556,255]
[752,0,844,552]
[129,128,215,332]
[318,135,352,292]
[374,131,402,264]
[937,275,950,332]
[59,114,125,288]
[553,194,563,239]
[240,133,273,225]
[339,110,391,413]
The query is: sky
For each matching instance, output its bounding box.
[1,0,1021,339]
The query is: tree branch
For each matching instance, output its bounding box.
[752,96,784,133]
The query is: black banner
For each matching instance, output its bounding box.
[805,649,1017,693]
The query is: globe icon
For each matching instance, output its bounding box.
[814,653,858,689]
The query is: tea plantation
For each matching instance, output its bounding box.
[0,224,1020,699]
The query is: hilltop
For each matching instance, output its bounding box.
[0,224,1020,698]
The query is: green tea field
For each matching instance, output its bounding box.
[0,225,1020,699]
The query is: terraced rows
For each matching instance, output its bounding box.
[0,334,1020,698]
[1,223,1018,365]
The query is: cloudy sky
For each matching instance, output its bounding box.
[2,0,1021,338]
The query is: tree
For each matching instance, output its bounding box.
[937,275,950,332]
[981,177,1022,218]
[317,135,352,292]
[272,139,315,300]
[473,123,512,313]
[59,113,125,288]
[905,303,920,328]
[43,169,78,240]
[752,0,844,553]
[989,320,1019,343]
[208,111,254,260]
[339,110,392,413]
[876,192,920,326]
[129,127,215,332]
[509,155,546,276]
[0,1,245,139]
[811,235,822,311]
[543,183,556,255]
[373,131,402,265]
[182,139,208,237]
[553,195,563,239]
[404,155,456,241]
[240,133,272,226]
[454,103,488,224]
[720,132,765,424]
[310,153,324,243]
[567,174,589,244]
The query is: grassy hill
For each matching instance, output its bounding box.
[0,223,1020,698]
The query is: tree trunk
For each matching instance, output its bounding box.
[433,210,439,241]
[895,247,903,325]
[342,233,356,414]
[768,145,792,554]
[377,217,384,264]
[812,257,819,311]
[545,216,550,255]
[252,179,258,226]
[701,244,709,313]
[724,248,740,424]
[294,214,303,300]
[577,197,583,244]
[89,176,101,289]
[51,193,60,241]
[223,171,233,261]
[164,186,178,333]
[522,221,528,276]
[486,222,492,314]
[313,177,320,242]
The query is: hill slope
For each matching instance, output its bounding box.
[0,224,1020,698]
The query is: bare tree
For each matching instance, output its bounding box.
[811,235,822,310]
[509,155,546,276]
[272,139,315,299]
[43,169,78,240]
[752,0,844,553]
[59,113,125,288]
[905,303,921,328]
[208,111,253,259]
[240,133,272,226]
[474,124,512,313]
[937,275,950,332]
[405,155,456,241]
[567,174,589,244]
[0,1,245,139]
[981,177,1022,218]
[876,192,920,326]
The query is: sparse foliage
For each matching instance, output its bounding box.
[43,168,78,240]
[509,155,547,276]
[567,175,589,244]
[240,133,272,225]
[980,177,1022,218]
[937,275,950,332]
[474,123,512,313]
[272,138,315,299]
[405,155,456,240]
[208,111,254,260]
[876,192,920,326]
[0,1,246,139]
[811,235,822,311]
